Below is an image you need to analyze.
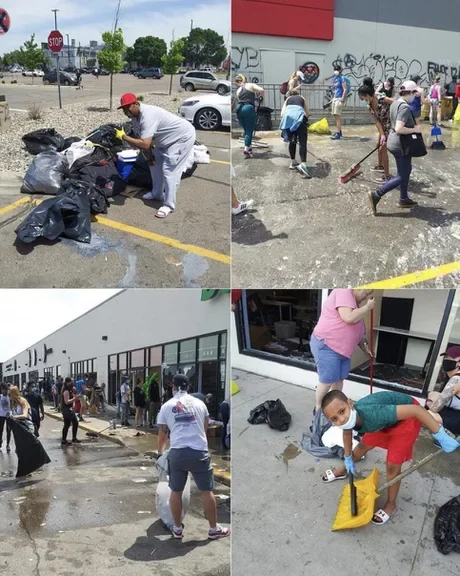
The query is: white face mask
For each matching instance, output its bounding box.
[334,71,340,76]
[407,95,416,103]
[337,408,357,430]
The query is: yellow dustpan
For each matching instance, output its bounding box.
[231,380,240,396]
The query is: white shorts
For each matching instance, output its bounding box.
[331,99,344,116]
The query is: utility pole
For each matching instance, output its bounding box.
[190,20,193,32]
[51,8,62,110]
[66,33,70,67]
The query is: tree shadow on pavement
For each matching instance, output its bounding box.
[232,212,288,246]
[124,519,212,562]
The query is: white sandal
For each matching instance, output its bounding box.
[322,469,348,483]
[155,206,173,219]
[371,508,394,525]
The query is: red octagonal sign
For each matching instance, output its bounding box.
[0,8,11,35]
[48,30,64,54]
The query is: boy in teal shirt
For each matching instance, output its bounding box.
[321,390,459,525]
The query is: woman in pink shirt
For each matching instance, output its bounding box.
[311,289,375,411]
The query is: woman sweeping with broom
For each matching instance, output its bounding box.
[234,74,265,158]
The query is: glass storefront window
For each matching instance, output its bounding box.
[131,349,145,368]
[109,355,117,371]
[220,332,227,359]
[149,347,162,367]
[177,363,197,391]
[118,353,127,370]
[198,335,219,361]
[180,339,196,363]
[164,343,178,365]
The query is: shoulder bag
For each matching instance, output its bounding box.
[397,102,427,157]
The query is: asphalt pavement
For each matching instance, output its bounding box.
[231,369,460,576]
[232,124,460,288]
[0,417,230,576]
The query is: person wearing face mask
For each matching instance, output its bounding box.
[429,75,443,126]
[115,93,196,219]
[408,75,425,126]
[61,378,81,446]
[321,389,459,525]
[310,289,375,413]
[0,382,12,453]
[330,65,349,140]
[358,81,393,182]
[426,347,460,436]
[376,77,395,99]
[24,382,44,438]
[368,80,421,215]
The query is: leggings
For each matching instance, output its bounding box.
[237,104,257,147]
[62,411,79,441]
[0,416,11,446]
[288,118,308,163]
[376,152,412,201]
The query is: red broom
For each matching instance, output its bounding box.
[369,309,374,394]
[340,146,379,184]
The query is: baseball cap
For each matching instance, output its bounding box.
[333,65,342,72]
[399,80,418,92]
[440,346,460,359]
[118,93,138,109]
[172,374,190,389]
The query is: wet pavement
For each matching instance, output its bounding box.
[231,369,460,576]
[0,418,230,576]
[232,124,460,288]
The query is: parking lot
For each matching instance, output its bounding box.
[232,124,460,288]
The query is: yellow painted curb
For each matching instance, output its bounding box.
[358,261,460,289]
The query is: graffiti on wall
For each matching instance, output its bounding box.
[427,61,459,82]
[332,53,427,85]
[231,46,263,83]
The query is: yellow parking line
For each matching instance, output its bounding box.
[94,216,231,265]
[358,261,460,289]
[0,196,32,216]
[211,159,231,165]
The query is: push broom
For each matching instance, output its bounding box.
[340,146,380,184]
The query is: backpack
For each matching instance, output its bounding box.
[280,81,289,95]
[342,75,351,96]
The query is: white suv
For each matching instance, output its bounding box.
[180,70,230,95]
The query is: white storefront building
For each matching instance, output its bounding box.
[3,289,230,418]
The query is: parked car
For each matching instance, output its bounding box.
[33,69,44,77]
[99,69,110,76]
[43,70,78,86]
[179,93,230,131]
[137,67,163,79]
[22,70,34,77]
[180,71,230,95]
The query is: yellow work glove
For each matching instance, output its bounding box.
[115,127,126,140]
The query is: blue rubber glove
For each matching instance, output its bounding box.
[432,426,460,453]
[344,455,355,475]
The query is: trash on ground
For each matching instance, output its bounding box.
[248,399,292,431]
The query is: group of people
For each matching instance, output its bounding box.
[116,373,162,428]
[309,288,460,526]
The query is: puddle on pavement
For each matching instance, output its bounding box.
[61,232,122,256]
[182,252,209,288]
[278,443,301,468]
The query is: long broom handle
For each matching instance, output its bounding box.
[358,146,380,165]
[369,309,374,394]
[377,435,460,493]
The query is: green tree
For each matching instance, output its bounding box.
[131,36,167,67]
[19,34,46,83]
[125,46,135,68]
[161,39,185,95]
[183,28,226,68]
[98,28,127,111]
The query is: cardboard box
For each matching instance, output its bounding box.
[249,325,272,350]
[207,424,222,437]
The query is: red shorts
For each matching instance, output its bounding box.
[361,399,422,465]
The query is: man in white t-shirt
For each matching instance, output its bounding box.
[115,93,196,220]
[157,374,230,541]
[120,377,131,427]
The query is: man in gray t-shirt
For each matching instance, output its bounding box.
[115,93,196,219]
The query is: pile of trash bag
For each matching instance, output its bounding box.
[301,409,345,458]
[155,450,191,531]
[248,399,291,431]
[21,151,69,195]
[22,128,66,155]
[434,495,460,554]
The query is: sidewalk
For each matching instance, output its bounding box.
[44,403,231,486]
[232,369,460,576]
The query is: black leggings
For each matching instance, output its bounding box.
[289,118,308,163]
[62,411,79,441]
[0,416,11,446]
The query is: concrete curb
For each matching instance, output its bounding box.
[44,409,231,487]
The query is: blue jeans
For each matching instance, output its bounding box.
[237,104,256,147]
[376,151,412,201]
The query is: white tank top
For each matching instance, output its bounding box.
[0,394,11,417]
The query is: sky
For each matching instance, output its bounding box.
[0,0,230,55]
[0,290,121,361]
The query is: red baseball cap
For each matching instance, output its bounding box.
[118,93,138,109]
[440,346,460,359]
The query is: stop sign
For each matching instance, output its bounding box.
[48,30,64,54]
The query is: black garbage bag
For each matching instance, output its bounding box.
[22,128,65,155]
[301,408,344,458]
[69,145,114,174]
[15,187,92,244]
[21,150,69,195]
[434,495,460,554]
[248,401,270,425]
[76,159,119,187]
[9,418,51,478]
[59,179,109,214]
[182,162,197,179]
[266,399,291,431]
[103,175,127,198]
[85,123,130,153]
[126,152,153,188]
[61,136,82,151]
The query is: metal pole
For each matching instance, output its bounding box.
[52,9,62,110]
[66,33,70,67]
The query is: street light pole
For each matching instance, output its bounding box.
[51,9,62,110]
[66,33,70,67]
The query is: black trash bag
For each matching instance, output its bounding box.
[434,495,460,554]
[21,150,69,195]
[22,128,65,155]
[266,399,291,431]
[61,136,82,151]
[59,179,109,214]
[103,175,127,198]
[85,123,129,153]
[126,152,153,188]
[301,409,344,459]
[248,401,271,425]
[9,418,51,478]
[182,162,197,179]
[69,145,114,174]
[15,188,92,244]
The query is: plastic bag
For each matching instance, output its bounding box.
[59,179,109,214]
[434,495,460,554]
[15,188,92,244]
[21,151,69,195]
[64,141,94,169]
[155,471,191,530]
[22,128,65,155]
[454,105,460,126]
[126,152,153,188]
[85,123,132,153]
[10,418,51,478]
[308,118,331,135]
[61,136,82,151]
[69,145,114,174]
[193,142,210,164]
[266,399,291,431]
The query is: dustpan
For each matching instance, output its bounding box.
[431,123,446,150]
[231,380,240,395]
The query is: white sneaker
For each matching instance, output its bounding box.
[232,200,254,215]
